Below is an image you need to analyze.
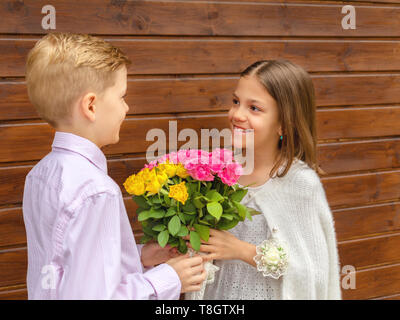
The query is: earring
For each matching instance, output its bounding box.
[280,135,283,141]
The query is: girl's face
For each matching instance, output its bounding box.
[228,75,282,151]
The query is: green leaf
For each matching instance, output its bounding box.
[178,238,188,254]
[193,193,205,209]
[163,194,171,206]
[230,189,248,202]
[149,208,165,219]
[190,231,201,251]
[168,238,179,247]
[168,216,181,236]
[165,207,177,217]
[157,230,169,248]
[206,190,224,202]
[248,208,262,216]
[160,188,169,196]
[198,219,211,226]
[152,224,166,232]
[245,208,255,221]
[221,213,234,221]
[217,218,240,230]
[152,197,162,204]
[138,210,152,222]
[133,196,150,209]
[182,200,196,213]
[178,211,186,224]
[140,234,153,244]
[232,201,246,220]
[194,224,210,242]
[207,202,223,220]
[176,225,189,237]
[184,210,197,215]
[142,223,158,237]
[224,206,236,214]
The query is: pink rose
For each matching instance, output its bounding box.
[185,159,214,181]
[208,153,225,174]
[218,162,243,186]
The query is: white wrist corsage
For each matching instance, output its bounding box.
[253,234,288,280]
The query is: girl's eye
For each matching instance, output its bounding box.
[232,98,239,105]
[250,105,261,112]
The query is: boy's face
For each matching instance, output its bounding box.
[94,66,129,148]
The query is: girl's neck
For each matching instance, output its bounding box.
[239,146,280,187]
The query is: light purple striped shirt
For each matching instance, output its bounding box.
[22,131,181,299]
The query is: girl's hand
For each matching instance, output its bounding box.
[185,229,257,266]
[140,241,180,268]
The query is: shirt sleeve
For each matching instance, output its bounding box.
[57,191,181,300]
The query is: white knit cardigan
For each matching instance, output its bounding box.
[249,159,342,300]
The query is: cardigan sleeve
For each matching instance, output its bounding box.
[282,169,342,300]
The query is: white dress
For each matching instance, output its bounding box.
[202,181,282,300]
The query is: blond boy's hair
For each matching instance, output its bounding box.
[26,32,131,127]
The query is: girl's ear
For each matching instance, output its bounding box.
[278,125,283,137]
[80,93,96,122]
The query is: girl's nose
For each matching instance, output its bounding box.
[232,106,247,122]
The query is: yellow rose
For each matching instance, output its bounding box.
[137,168,151,183]
[168,181,189,205]
[157,171,169,185]
[124,175,146,196]
[176,163,189,178]
[158,162,177,178]
[146,176,162,194]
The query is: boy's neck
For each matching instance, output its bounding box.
[55,124,101,149]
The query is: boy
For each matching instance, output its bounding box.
[23,33,206,299]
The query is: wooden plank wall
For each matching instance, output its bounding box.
[0,0,400,300]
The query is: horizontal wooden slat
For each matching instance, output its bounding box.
[0,287,27,300]
[318,106,400,140]
[322,170,400,208]
[318,138,400,174]
[0,208,26,248]
[0,1,399,36]
[2,108,400,163]
[338,233,400,269]
[2,74,400,121]
[341,263,400,299]
[0,248,27,288]
[333,202,400,241]
[3,38,400,78]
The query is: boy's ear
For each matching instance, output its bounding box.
[80,92,97,122]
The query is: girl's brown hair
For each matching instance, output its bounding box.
[241,59,325,177]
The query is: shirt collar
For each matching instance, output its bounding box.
[51,131,108,174]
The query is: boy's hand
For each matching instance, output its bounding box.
[141,241,180,268]
[166,254,207,293]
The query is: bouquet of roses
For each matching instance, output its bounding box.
[123,148,253,255]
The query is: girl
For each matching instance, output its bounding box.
[198,60,342,300]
